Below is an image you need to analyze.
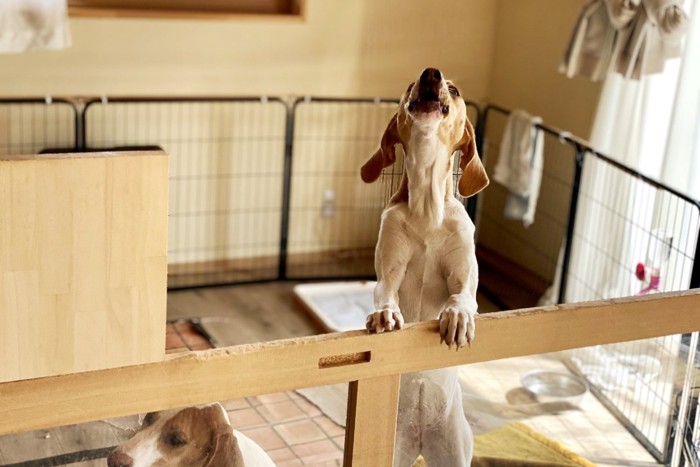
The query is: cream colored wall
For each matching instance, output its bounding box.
[488,0,602,136]
[0,0,497,99]
[477,0,604,282]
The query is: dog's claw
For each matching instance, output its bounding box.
[366,307,404,335]
[438,302,476,350]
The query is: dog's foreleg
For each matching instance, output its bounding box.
[367,220,411,334]
[439,251,479,349]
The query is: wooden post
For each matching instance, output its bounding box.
[344,374,401,466]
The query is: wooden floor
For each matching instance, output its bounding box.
[167,281,323,344]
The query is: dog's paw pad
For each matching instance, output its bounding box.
[366,307,404,334]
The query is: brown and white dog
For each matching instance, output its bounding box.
[361,68,489,466]
[106,403,275,467]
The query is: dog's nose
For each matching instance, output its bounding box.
[420,68,442,83]
[107,450,134,467]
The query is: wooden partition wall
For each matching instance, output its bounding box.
[0,151,168,383]
[0,290,698,466]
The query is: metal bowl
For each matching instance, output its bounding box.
[520,369,588,405]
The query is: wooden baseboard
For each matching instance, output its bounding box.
[168,248,376,287]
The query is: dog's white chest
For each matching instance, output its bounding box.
[405,133,451,227]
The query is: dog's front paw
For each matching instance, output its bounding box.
[438,299,476,349]
[366,305,404,334]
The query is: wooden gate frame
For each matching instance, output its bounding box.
[0,290,699,465]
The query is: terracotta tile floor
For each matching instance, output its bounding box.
[167,320,345,467]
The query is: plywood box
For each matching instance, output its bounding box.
[0,151,168,383]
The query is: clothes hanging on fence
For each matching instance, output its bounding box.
[492,109,544,228]
[0,0,71,53]
[559,0,688,80]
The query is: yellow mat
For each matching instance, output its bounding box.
[413,422,595,467]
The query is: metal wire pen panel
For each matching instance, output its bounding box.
[478,104,700,464]
[285,98,481,280]
[565,151,700,463]
[0,99,77,155]
[476,111,575,309]
[286,98,399,279]
[566,154,699,302]
[83,98,288,288]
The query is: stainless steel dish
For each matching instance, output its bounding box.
[520,369,589,405]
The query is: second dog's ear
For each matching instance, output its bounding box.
[205,431,243,467]
[203,406,245,467]
[456,117,489,198]
[361,113,402,183]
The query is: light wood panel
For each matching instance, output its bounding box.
[0,151,168,383]
[0,290,698,435]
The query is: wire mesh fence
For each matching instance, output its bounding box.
[285,97,481,280]
[479,104,700,465]
[285,97,398,280]
[0,98,77,155]
[82,97,289,288]
[564,150,700,463]
[476,109,576,309]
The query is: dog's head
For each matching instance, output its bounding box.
[106,403,243,467]
[361,67,488,198]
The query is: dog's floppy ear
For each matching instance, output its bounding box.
[456,117,489,198]
[205,431,243,467]
[202,406,245,467]
[361,113,402,183]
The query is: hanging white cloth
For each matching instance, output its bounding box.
[614,0,689,79]
[559,0,628,81]
[0,0,71,53]
[560,0,688,80]
[492,109,544,228]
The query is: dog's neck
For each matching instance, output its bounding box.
[403,128,454,228]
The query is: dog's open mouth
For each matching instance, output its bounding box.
[408,89,449,116]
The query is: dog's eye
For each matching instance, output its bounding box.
[166,432,187,447]
[142,413,158,427]
[448,85,460,97]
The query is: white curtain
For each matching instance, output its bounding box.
[0,0,71,53]
[661,0,700,200]
[560,0,699,303]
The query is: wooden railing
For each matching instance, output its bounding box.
[1,290,699,465]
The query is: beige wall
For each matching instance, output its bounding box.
[476,0,604,282]
[488,0,602,136]
[0,0,497,100]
